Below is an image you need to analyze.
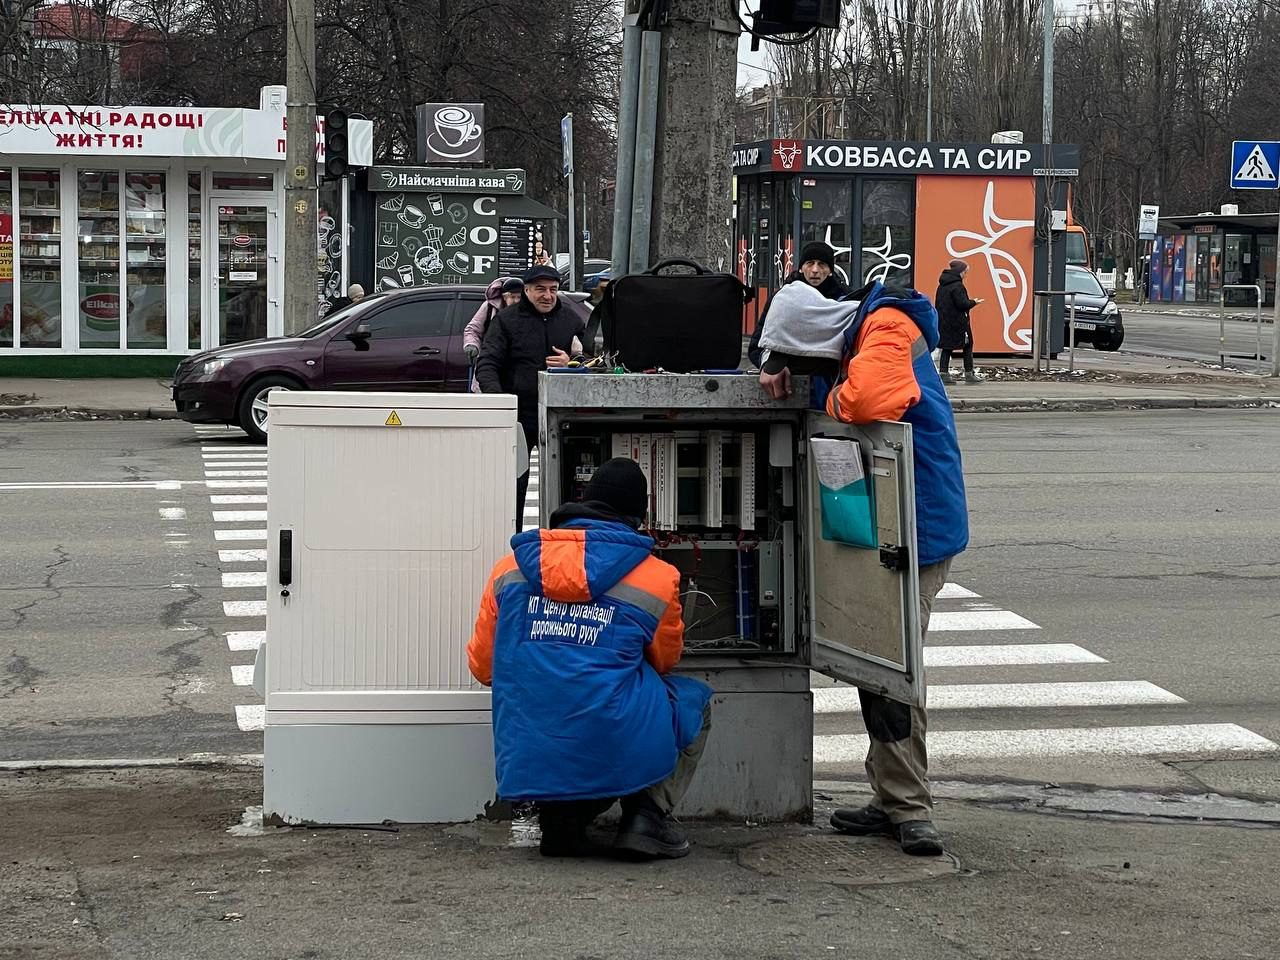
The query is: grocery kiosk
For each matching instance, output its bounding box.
[0,85,372,374]
[730,138,1080,355]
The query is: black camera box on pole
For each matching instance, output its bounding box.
[602,258,754,372]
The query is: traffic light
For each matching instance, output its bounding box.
[323,107,349,180]
[754,0,840,34]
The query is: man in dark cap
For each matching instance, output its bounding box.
[476,265,587,523]
[747,239,853,402]
[469,458,713,859]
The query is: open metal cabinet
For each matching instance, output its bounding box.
[540,373,923,821]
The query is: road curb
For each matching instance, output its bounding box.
[0,405,180,420]
[951,395,1280,414]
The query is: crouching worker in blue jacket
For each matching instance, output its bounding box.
[468,458,713,859]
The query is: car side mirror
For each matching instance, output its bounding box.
[347,322,372,350]
[1104,287,1116,298]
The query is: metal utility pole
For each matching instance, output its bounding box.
[1042,0,1053,145]
[1273,212,1280,376]
[562,113,577,290]
[1041,0,1055,364]
[283,0,317,335]
[609,21,641,275]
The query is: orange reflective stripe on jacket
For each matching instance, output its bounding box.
[826,307,923,425]
[467,553,521,686]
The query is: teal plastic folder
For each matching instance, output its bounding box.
[811,438,878,549]
[819,477,878,548]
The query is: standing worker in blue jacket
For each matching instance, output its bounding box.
[760,281,968,856]
[468,458,713,859]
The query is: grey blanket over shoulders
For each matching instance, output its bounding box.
[757,281,861,362]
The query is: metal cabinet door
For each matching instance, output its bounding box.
[803,411,924,707]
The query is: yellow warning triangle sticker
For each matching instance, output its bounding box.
[384,410,402,426]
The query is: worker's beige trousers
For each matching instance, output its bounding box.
[860,558,952,824]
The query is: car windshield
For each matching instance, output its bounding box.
[295,296,386,338]
[1065,270,1105,298]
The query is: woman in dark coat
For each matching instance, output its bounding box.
[934,259,982,384]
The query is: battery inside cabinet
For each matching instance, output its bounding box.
[559,423,790,655]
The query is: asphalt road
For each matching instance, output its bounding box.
[1121,306,1275,368]
[3,412,1278,800]
[0,420,260,761]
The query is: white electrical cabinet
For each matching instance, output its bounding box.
[540,372,924,821]
[259,391,517,825]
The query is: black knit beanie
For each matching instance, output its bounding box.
[799,241,835,271]
[583,458,648,524]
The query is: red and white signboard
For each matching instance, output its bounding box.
[0,104,373,165]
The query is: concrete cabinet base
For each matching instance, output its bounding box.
[263,721,497,825]
[675,666,815,823]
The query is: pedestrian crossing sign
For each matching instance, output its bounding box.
[1230,140,1280,190]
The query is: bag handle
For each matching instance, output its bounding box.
[646,257,709,275]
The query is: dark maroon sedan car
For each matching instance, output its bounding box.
[172,285,589,441]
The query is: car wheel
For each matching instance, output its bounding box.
[1095,331,1123,352]
[237,375,301,443]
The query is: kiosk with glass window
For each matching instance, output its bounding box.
[731,138,1078,356]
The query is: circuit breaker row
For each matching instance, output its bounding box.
[604,430,757,532]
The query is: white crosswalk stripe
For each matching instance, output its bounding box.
[226,630,265,652]
[813,681,1185,714]
[923,643,1105,666]
[223,600,266,617]
[235,704,264,732]
[220,549,267,563]
[928,610,1040,632]
[213,510,268,523]
[222,571,267,588]
[815,724,1278,764]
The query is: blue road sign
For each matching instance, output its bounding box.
[1230,140,1280,190]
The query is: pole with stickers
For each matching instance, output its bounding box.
[1229,140,1280,376]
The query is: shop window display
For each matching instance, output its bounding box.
[800,179,852,283]
[859,179,914,288]
[125,172,167,349]
[189,173,201,348]
[77,169,122,348]
[18,168,63,348]
[0,170,13,347]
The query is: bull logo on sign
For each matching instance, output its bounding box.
[772,140,803,171]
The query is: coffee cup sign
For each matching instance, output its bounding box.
[416,102,485,164]
[374,191,499,290]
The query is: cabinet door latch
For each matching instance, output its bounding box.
[879,545,909,572]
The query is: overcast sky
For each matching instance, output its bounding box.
[735,29,775,88]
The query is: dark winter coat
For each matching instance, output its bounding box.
[748,270,850,370]
[475,295,585,437]
[934,269,979,351]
